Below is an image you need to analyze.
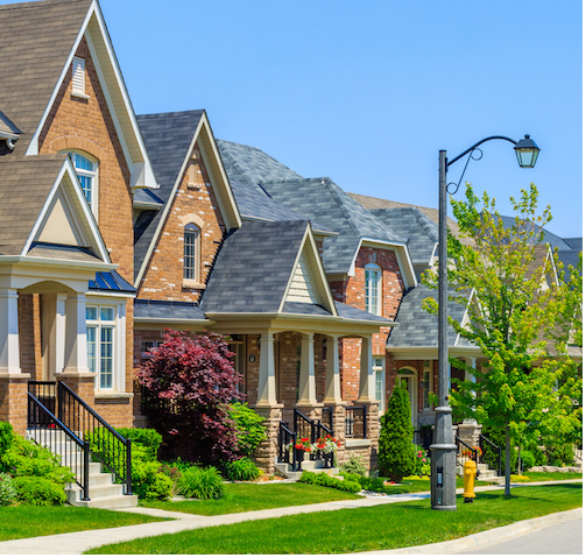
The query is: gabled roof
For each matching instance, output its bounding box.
[563,237,582,251]
[230,180,333,234]
[496,215,573,252]
[0,0,91,154]
[217,139,302,190]
[370,207,438,266]
[387,284,471,349]
[261,177,408,275]
[134,110,241,285]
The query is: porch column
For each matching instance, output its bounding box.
[0,289,21,374]
[256,331,277,406]
[63,293,89,374]
[297,333,317,404]
[324,334,342,403]
[358,335,374,402]
[458,357,481,445]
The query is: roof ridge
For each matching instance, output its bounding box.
[136,109,204,119]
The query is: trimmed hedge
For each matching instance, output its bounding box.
[12,476,67,506]
[299,471,361,493]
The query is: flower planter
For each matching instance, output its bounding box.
[323,451,334,468]
[295,448,305,470]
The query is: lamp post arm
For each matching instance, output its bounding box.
[447,136,517,168]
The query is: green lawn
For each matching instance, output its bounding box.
[140,482,359,516]
[87,484,582,554]
[520,472,582,482]
[0,506,168,542]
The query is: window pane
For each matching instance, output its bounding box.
[100,307,114,321]
[100,327,113,389]
[78,175,92,206]
[86,307,97,320]
[184,229,198,280]
[375,370,383,403]
[75,153,94,172]
[87,326,97,373]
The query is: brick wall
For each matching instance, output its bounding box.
[138,146,226,302]
[18,294,42,380]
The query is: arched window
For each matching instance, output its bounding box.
[183,223,200,281]
[365,263,382,315]
[65,151,98,214]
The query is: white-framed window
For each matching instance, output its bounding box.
[86,299,126,392]
[63,151,99,216]
[365,263,382,315]
[183,223,200,281]
[373,356,386,413]
[141,340,162,360]
[72,56,86,96]
[422,360,433,409]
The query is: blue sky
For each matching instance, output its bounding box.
[6,0,582,237]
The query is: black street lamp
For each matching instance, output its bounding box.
[431,134,540,511]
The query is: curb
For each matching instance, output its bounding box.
[360,508,582,554]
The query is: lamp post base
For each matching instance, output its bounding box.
[430,406,457,511]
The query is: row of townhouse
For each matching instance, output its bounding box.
[1,0,580,482]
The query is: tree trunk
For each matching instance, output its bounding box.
[504,424,512,497]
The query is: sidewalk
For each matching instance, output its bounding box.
[0,480,580,555]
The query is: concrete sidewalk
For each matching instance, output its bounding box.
[0,479,580,555]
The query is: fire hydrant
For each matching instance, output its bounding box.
[463,459,477,503]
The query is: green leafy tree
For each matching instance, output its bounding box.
[423,184,581,496]
[378,383,416,481]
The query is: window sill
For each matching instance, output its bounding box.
[71,91,90,100]
[345,438,372,448]
[183,280,205,290]
[94,392,134,400]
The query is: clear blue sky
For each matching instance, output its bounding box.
[7,0,582,237]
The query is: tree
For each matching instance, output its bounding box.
[423,184,581,496]
[138,330,242,466]
[378,382,416,481]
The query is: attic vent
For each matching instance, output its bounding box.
[72,57,86,96]
[286,252,319,304]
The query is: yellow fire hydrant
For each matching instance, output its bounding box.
[463,459,477,503]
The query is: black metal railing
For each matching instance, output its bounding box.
[294,409,317,444]
[414,428,433,451]
[321,406,334,436]
[479,433,502,476]
[278,421,297,470]
[456,436,479,468]
[27,381,132,497]
[27,393,90,501]
[345,405,367,439]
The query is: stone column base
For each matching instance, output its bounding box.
[324,402,346,465]
[252,403,284,475]
[457,421,482,448]
[0,373,31,436]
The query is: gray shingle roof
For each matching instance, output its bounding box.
[261,178,406,275]
[387,284,470,348]
[371,207,437,266]
[133,188,163,209]
[281,301,391,324]
[497,215,573,251]
[202,220,308,313]
[0,0,92,154]
[230,180,333,234]
[563,237,582,251]
[0,155,67,255]
[28,242,100,263]
[0,110,21,137]
[217,139,302,191]
[134,110,204,279]
[134,299,206,321]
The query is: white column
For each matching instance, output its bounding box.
[463,357,478,424]
[0,289,21,374]
[63,293,89,374]
[358,335,374,402]
[257,332,277,406]
[324,335,342,403]
[298,332,316,404]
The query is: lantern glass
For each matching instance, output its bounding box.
[514,135,540,168]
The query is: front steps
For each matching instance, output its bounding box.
[456,461,505,484]
[275,457,339,480]
[26,429,138,509]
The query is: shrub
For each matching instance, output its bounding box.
[414,448,430,476]
[116,428,162,462]
[178,466,225,500]
[222,457,261,481]
[299,471,361,493]
[0,473,16,506]
[378,383,415,481]
[228,403,266,457]
[12,477,67,506]
[339,455,367,477]
[519,450,537,472]
[131,459,172,501]
[0,422,15,457]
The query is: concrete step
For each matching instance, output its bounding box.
[68,493,138,509]
[275,457,339,480]
[68,482,126,501]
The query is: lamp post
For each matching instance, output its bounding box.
[431,134,540,511]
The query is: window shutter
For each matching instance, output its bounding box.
[72,57,85,94]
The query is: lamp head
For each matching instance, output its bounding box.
[514,134,540,168]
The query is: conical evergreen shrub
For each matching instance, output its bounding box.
[378,382,415,481]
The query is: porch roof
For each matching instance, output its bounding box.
[134,299,206,321]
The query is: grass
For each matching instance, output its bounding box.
[520,471,582,482]
[0,505,168,541]
[87,484,582,554]
[139,482,360,516]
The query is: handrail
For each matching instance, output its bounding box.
[455,436,479,467]
[294,409,317,444]
[345,405,368,439]
[479,433,502,476]
[57,382,132,495]
[27,392,90,501]
[321,406,334,436]
[278,421,297,471]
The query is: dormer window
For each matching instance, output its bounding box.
[183,223,200,282]
[365,263,382,315]
[72,56,88,98]
[68,152,98,216]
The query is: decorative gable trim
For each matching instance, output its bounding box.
[25,0,157,190]
[134,112,241,288]
[22,158,110,264]
[279,225,337,316]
